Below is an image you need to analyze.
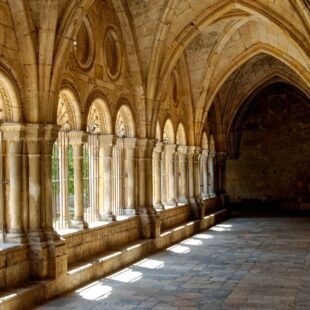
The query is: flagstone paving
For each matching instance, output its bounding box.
[37,216,310,310]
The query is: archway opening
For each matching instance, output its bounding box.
[227,82,310,210]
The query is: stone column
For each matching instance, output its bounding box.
[25,124,44,241]
[153,142,164,209]
[136,139,160,239]
[187,146,200,219]
[41,125,60,240]
[202,150,209,198]
[41,125,66,282]
[1,123,26,243]
[165,144,177,207]
[193,147,202,201]
[187,147,195,205]
[98,135,116,221]
[123,138,136,215]
[177,145,188,204]
[68,131,88,229]
[216,151,228,195]
[208,150,216,197]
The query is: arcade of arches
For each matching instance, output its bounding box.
[0,0,309,309]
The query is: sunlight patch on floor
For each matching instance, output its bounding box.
[107,268,142,283]
[134,258,165,269]
[167,244,190,254]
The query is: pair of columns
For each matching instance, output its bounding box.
[153,144,197,209]
[66,133,138,225]
[112,137,137,216]
[1,123,60,243]
[153,144,217,210]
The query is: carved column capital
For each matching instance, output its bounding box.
[24,124,43,154]
[209,150,216,158]
[1,123,24,151]
[202,149,209,157]
[41,124,60,154]
[154,142,164,153]
[123,137,137,149]
[135,138,151,158]
[68,130,88,145]
[177,145,188,154]
[164,143,176,153]
[97,134,116,147]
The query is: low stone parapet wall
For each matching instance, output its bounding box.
[0,245,29,290]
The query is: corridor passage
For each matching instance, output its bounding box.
[37,216,310,310]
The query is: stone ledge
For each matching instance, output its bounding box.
[0,208,229,310]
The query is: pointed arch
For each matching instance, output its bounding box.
[163,119,175,144]
[0,69,22,122]
[57,89,82,131]
[209,135,216,152]
[115,104,135,138]
[202,132,209,150]
[155,121,161,142]
[176,123,187,146]
[87,97,112,134]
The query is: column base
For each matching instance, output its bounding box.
[154,202,165,210]
[44,229,61,241]
[165,200,178,207]
[70,219,88,229]
[177,197,188,204]
[123,208,138,216]
[28,240,50,280]
[100,212,116,221]
[189,199,201,220]
[5,230,27,243]
[201,193,210,199]
[136,206,161,239]
[28,229,45,242]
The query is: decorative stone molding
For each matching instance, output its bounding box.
[73,15,95,71]
[104,26,123,81]
[1,122,24,144]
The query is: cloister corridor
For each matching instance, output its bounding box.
[37,215,310,310]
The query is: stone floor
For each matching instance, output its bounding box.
[37,216,310,310]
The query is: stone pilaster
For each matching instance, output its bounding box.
[136,138,160,239]
[208,150,216,197]
[153,142,164,209]
[98,135,116,221]
[177,145,188,204]
[41,124,60,241]
[68,131,88,229]
[25,124,44,241]
[202,150,209,198]
[123,137,137,215]
[187,146,200,219]
[41,127,66,282]
[1,123,26,243]
[164,144,177,207]
[216,151,228,195]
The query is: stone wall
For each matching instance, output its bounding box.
[63,217,140,266]
[0,245,29,289]
[159,204,191,232]
[227,84,310,208]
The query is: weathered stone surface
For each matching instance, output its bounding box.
[36,215,310,310]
